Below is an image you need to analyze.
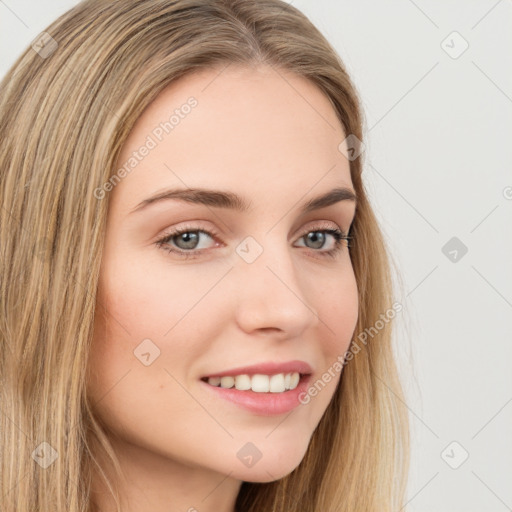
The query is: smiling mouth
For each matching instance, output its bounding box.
[200,372,309,393]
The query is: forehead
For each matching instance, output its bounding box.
[111,65,353,214]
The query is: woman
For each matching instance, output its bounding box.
[0,1,409,510]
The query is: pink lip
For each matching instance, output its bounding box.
[201,360,313,378]
[200,374,312,416]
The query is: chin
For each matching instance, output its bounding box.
[238,463,301,483]
[235,450,307,483]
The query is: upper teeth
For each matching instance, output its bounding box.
[206,372,301,393]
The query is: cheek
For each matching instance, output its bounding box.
[87,255,228,401]
[297,269,358,412]
[316,264,359,353]
[86,277,191,440]
[97,255,202,337]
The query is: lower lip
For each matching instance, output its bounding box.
[199,375,312,416]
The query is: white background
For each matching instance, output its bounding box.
[1,1,511,511]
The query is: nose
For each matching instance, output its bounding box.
[231,239,320,338]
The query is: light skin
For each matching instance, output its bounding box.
[87,64,359,512]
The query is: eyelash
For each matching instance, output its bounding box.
[155,223,354,261]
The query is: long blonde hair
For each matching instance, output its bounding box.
[0,0,409,510]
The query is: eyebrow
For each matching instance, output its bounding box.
[129,186,357,215]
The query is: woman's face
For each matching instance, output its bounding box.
[88,64,358,488]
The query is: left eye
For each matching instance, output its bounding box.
[155,225,351,259]
[294,229,345,251]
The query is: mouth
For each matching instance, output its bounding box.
[199,372,313,415]
[200,360,313,390]
[200,372,311,393]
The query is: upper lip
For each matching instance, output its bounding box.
[201,360,313,379]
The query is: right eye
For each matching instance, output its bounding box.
[155,225,221,259]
